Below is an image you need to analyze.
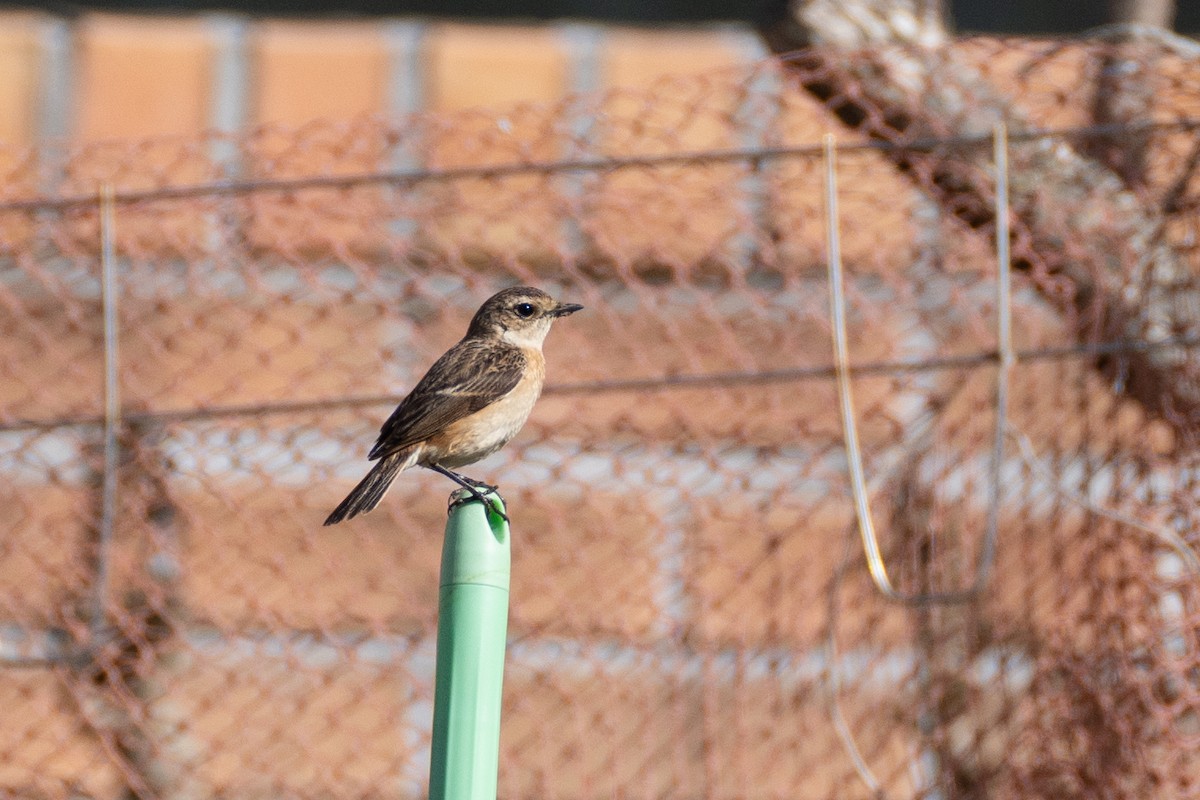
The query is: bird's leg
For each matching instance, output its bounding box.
[428,464,508,522]
[459,475,500,492]
[439,467,499,494]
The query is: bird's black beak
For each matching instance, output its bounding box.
[553,303,584,317]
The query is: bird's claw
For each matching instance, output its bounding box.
[462,477,500,493]
[448,487,509,524]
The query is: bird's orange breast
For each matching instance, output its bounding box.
[420,348,546,469]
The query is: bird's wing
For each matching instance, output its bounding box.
[367,339,526,460]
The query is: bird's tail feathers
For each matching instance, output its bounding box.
[323,448,418,525]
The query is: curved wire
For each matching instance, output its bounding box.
[822,125,1012,605]
[825,527,888,798]
[1005,421,1200,577]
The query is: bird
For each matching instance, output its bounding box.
[323,286,583,526]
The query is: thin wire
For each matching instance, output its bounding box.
[979,120,1014,595]
[822,128,1012,792]
[825,527,887,798]
[1,334,1197,435]
[824,133,907,604]
[824,125,1014,606]
[0,118,1195,213]
[93,185,120,641]
[0,656,69,668]
[1005,421,1200,576]
[823,134,871,576]
[822,132,873,564]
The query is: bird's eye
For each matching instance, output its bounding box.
[514,302,536,318]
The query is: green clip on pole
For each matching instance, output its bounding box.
[429,490,510,800]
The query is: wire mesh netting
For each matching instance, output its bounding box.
[2,34,1200,799]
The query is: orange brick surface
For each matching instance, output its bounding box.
[0,15,51,251]
[76,14,214,141]
[157,648,415,798]
[0,296,101,423]
[601,28,746,91]
[589,30,751,271]
[425,24,570,112]
[421,25,573,265]
[177,481,445,632]
[75,283,927,448]
[701,673,918,799]
[65,14,222,259]
[0,673,125,799]
[0,484,96,626]
[251,21,389,124]
[0,16,861,273]
[0,13,45,147]
[938,298,1179,457]
[119,296,399,411]
[501,659,918,798]
[243,23,395,260]
[687,497,915,650]
[2,20,1188,800]
[176,475,668,642]
[535,299,931,448]
[509,487,666,641]
[500,660,707,797]
[768,119,926,271]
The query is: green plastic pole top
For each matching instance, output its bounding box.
[439,491,510,591]
[429,489,511,800]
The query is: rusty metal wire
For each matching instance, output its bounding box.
[2,35,1200,800]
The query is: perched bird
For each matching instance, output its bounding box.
[324,286,583,525]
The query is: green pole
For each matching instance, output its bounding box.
[429,490,510,800]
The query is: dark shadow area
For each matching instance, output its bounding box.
[1,0,1197,33]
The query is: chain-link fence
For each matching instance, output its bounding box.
[2,34,1199,800]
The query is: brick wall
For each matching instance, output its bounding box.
[0,11,764,146]
[1,26,1198,800]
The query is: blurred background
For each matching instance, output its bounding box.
[0,0,1197,159]
[2,1,1200,799]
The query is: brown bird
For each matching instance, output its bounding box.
[324,286,583,525]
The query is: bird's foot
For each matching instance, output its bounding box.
[430,464,508,523]
[448,486,509,524]
[461,476,500,493]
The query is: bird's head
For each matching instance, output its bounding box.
[465,286,583,348]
